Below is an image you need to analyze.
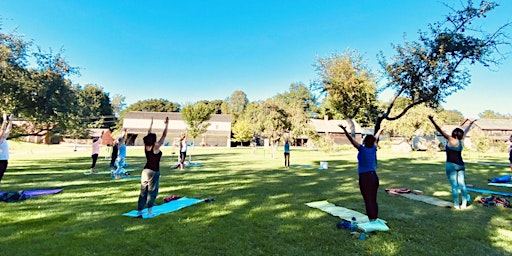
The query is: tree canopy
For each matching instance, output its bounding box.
[375,0,510,132]
[180,102,215,139]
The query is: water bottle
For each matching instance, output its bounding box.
[350,217,357,231]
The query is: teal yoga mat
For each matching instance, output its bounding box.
[305,200,389,232]
[488,182,512,188]
[123,197,204,219]
[467,187,512,197]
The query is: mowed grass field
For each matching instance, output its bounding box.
[1,142,511,256]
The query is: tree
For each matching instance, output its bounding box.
[478,110,509,119]
[124,98,180,113]
[196,99,228,114]
[438,109,465,124]
[227,90,249,120]
[0,28,32,114]
[381,98,438,138]
[232,120,253,146]
[255,99,290,158]
[376,1,510,133]
[274,83,317,143]
[111,94,126,117]
[314,49,377,136]
[18,49,80,141]
[180,102,215,141]
[76,84,113,128]
[0,27,86,141]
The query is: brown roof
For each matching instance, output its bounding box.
[309,118,362,133]
[463,119,512,131]
[124,111,232,122]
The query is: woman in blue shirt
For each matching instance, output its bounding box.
[340,125,385,222]
[284,139,290,168]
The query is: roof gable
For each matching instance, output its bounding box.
[309,118,362,133]
[461,118,512,131]
[124,111,232,122]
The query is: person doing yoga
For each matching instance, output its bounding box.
[428,115,476,210]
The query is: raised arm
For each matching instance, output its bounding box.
[119,128,128,145]
[148,117,154,134]
[1,114,14,141]
[157,117,169,145]
[339,125,361,150]
[374,126,385,146]
[428,115,450,139]
[462,119,477,140]
[1,113,7,132]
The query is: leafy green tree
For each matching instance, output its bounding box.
[232,120,253,146]
[255,99,290,158]
[0,28,84,140]
[18,49,79,141]
[382,98,437,138]
[76,84,113,128]
[375,1,510,133]
[180,102,215,141]
[439,109,465,124]
[274,83,317,142]
[478,110,509,119]
[471,128,492,154]
[111,94,126,117]
[196,99,228,114]
[0,28,31,114]
[314,49,377,136]
[124,98,180,113]
[227,90,249,120]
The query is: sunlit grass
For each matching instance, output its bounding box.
[0,143,511,255]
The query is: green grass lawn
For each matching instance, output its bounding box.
[1,142,511,256]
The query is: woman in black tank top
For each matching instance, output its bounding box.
[137,117,169,218]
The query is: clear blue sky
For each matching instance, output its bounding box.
[1,0,511,118]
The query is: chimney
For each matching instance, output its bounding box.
[324,115,328,121]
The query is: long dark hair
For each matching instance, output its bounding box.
[451,128,464,140]
[143,133,157,146]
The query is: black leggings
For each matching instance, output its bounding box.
[0,160,7,183]
[90,154,99,169]
[359,171,379,220]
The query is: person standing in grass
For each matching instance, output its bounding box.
[508,134,512,175]
[109,139,119,171]
[0,113,14,183]
[114,128,128,178]
[284,138,290,168]
[428,115,476,210]
[340,124,385,222]
[90,131,103,174]
[179,132,188,170]
[137,117,169,218]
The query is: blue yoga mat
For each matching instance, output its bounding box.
[467,187,512,197]
[489,174,512,183]
[123,197,204,219]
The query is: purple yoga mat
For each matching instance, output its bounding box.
[23,188,63,197]
[0,188,63,198]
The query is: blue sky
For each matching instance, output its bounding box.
[1,0,511,118]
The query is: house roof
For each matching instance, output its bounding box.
[309,118,362,133]
[461,118,512,131]
[440,125,462,134]
[124,111,232,122]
